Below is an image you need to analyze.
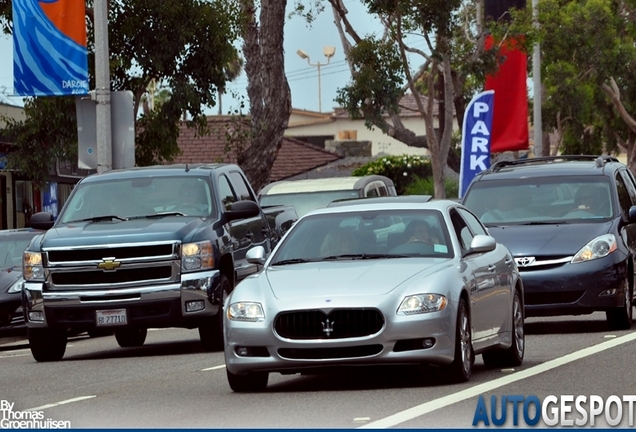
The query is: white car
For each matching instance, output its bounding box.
[224,196,525,392]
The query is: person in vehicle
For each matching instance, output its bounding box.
[565,186,609,217]
[404,220,436,244]
[481,189,535,222]
[320,228,358,256]
[178,183,209,214]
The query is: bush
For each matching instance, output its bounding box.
[403,176,459,199]
[352,154,432,195]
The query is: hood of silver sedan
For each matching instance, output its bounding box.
[264,259,450,299]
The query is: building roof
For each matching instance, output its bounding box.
[174,117,341,181]
[332,93,440,119]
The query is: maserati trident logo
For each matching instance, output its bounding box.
[321,319,335,336]
[98,258,121,271]
[515,256,536,267]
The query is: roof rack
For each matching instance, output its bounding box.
[489,155,619,172]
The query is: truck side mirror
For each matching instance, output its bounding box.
[226,200,260,222]
[29,212,55,230]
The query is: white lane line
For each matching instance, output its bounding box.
[359,331,636,429]
[26,395,97,411]
[202,364,226,371]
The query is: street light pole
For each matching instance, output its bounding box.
[94,0,112,173]
[296,46,336,113]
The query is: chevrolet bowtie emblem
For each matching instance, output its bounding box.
[98,259,121,271]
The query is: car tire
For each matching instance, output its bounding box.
[28,328,67,362]
[446,297,472,383]
[115,328,147,347]
[482,290,525,368]
[606,277,633,330]
[199,274,230,352]
[226,369,269,393]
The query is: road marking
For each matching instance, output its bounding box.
[202,364,226,371]
[359,331,636,429]
[26,395,96,411]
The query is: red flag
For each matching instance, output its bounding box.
[485,35,529,152]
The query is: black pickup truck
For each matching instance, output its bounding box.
[22,163,297,361]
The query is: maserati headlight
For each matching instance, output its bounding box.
[182,241,214,272]
[23,251,45,282]
[7,278,24,294]
[398,293,447,315]
[572,234,617,263]
[227,302,264,322]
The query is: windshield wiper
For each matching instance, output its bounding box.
[323,253,407,260]
[271,258,313,266]
[519,221,567,225]
[69,215,128,223]
[128,212,187,219]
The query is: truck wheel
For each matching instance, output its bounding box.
[199,274,230,352]
[115,328,147,347]
[28,328,67,362]
[227,369,268,392]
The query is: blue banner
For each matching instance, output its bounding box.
[12,0,89,96]
[459,90,495,198]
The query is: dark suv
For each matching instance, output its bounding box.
[462,155,636,329]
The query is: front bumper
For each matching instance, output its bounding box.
[224,306,457,375]
[22,270,221,330]
[520,252,629,316]
[0,294,25,334]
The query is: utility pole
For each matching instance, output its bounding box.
[532,0,542,156]
[94,0,112,173]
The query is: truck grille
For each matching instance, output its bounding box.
[274,309,384,340]
[43,242,180,290]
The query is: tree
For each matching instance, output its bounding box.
[236,0,292,192]
[322,0,504,198]
[536,0,636,172]
[0,0,242,186]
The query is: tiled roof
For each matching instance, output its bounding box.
[332,93,440,119]
[174,117,341,181]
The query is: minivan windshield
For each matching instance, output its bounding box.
[463,177,613,224]
[260,190,359,218]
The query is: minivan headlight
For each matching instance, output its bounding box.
[182,241,214,272]
[23,251,45,281]
[572,234,617,263]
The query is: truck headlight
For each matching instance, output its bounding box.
[398,294,447,315]
[182,241,214,272]
[23,251,45,282]
[228,302,264,322]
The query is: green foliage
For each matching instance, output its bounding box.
[1,97,77,188]
[403,175,459,199]
[0,0,242,180]
[352,154,432,195]
[334,37,405,130]
[538,0,636,155]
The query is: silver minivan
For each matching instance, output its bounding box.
[258,175,397,218]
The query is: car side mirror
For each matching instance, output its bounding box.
[628,206,636,223]
[29,212,55,230]
[470,234,497,254]
[246,246,266,266]
[226,200,260,222]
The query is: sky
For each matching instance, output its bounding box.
[0,0,381,114]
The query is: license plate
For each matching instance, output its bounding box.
[96,308,127,327]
